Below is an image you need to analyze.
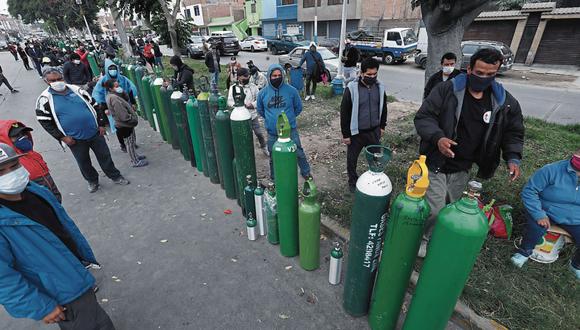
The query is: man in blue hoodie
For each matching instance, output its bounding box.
[257,64,312,180]
[511,149,580,280]
[92,59,139,152]
[298,43,325,101]
[0,143,115,329]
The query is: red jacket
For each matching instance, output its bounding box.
[143,44,154,58]
[0,120,50,180]
[75,49,90,67]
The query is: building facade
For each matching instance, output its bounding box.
[244,0,263,36]
[298,0,361,40]
[261,0,302,39]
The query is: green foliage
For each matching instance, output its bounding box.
[151,14,193,50]
[8,0,100,33]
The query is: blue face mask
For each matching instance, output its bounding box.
[109,69,118,77]
[14,136,33,152]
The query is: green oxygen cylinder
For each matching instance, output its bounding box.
[215,97,236,199]
[298,179,321,270]
[265,182,279,245]
[244,175,256,222]
[141,74,156,129]
[127,65,144,118]
[273,113,299,257]
[134,66,148,121]
[181,91,197,168]
[87,52,100,76]
[161,84,179,149]
[198,89,220,184]
[209,89,223,188]
[343,145,393,317]
[403,181,489,330]
[368,155,431,330]
[230,84,257,211]
[151,77,168,140]
[170,91,191,161]
[186,94,206,174]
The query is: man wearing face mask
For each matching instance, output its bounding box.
[423,52,461,99]
[63,53,91,87]
[75,43,91,77]
[415,48,525,255]
[298,42,325,101]
[169,55,195,93]
[25,42,44,77]
[340,58,388,193]
[228,68,268,156]
[249,64,267,90]
[0,144,116,329]
[257,64,312,180]
[36,67,130,193]
[0,121,62,202]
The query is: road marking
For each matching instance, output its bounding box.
[543,102,562,121]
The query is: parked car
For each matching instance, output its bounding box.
[278,46,339,80]
[240,36,268,52]
[0,40,7,50]
[317,37,339,55]
[414,52,428,69]
[206,35,241,56]
[460,40,514,72]
[267,34,310,55]
[186,36,206,59]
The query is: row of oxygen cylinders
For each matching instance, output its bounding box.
[119,62,330,273]
[121,61,491,330]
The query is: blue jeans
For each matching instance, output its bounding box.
[518,212,580,268]
[211,71,219,89]
[68,133,122,184]
[154,56,164,69]
[267,129,311,179]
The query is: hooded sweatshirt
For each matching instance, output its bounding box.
[92,59,138,105]
[0,120,50,180]
[257,64,303,136]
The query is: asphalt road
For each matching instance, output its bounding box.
[191,48,580,125]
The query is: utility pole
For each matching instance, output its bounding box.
[313,0,318,43]
[331,0,348,95]
[75,0,97,48]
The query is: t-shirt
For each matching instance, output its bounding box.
[51,89,98,140]
[442,89,492,173]
[0,190,82,260]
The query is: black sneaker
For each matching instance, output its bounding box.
[113,176,130,185]
[88,182,99,193]
[120,146,127,153]
[11,89,19,93]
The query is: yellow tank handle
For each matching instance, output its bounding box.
[406,155,429,198]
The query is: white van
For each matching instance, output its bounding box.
[210,31,235,37]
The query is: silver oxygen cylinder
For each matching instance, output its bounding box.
[329,242,344,285]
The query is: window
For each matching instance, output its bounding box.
[292,49,304,58]
[184,9,192,19]
[281,0,295,5]
[303,0,321,7]
[251,4,256,13]
[328,0,343,5]
[194,5,201,16]
[461,44,479,55]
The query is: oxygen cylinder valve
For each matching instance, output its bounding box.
[406,155,429,198]
[365,145,392,172]
[465,180,483,199]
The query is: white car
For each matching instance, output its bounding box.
[240,36,268,52]
[278,46,339,80]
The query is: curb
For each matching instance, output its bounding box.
[319,214,507,330]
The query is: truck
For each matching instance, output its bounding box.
[267,34,311,55]
[347,28,418,64]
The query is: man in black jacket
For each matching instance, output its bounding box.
[204,45,220,88]
[63,53,91,86]
[340,58,388,192]
[414,48,524,253]
[423,52,461,99]
[25,43,43,77]
[342,41,360,85]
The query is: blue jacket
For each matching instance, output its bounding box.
[521,159,580,225]
[92,59,138,104]
[299,50,325,75]
[257,64,303,136]
[0,183,97,320]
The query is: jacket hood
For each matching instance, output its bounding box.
[0,120,33,151]
[452,73,506,107]
[266,63,286,90]
[104,59,118,80]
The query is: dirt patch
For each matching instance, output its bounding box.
[499,70,578,88]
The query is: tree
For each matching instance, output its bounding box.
[8,0,100,34]
[412,0,493,83]
[156,0,183,55]
[150,13,193,51]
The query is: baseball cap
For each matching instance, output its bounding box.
[8,123,33,138]
[0,143,25,166]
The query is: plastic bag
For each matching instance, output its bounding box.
[478,199,513,239]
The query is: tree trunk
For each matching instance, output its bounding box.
[108,0,133,60]
[166,17,181,56]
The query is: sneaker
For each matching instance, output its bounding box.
[88,182,99,193]
[569,262,580,280]
[113,176,130,185]
[120,146,127,153]
[261,147,270,157]
[302,174,314,181]
[138,155,147,160]
[10,89,19,93]
[418,239,428,258]
[305,95,311,101]
[510,253,529,268]
[131,160,149,167]
[311,95,316,100]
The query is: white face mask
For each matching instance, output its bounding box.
[0,166,30,195]
[73,60,81,65]
[442,66,455,75]
[115,87,123,94]
[50,81,67,92]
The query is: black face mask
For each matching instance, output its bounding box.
[239,78,249,85]
[362,76,377,86]
[270,77,283,88]
[468,74,495,92]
